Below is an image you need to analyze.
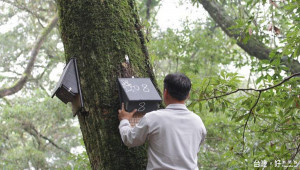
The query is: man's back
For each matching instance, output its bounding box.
[144,104,206,170]
[118,73,206,170]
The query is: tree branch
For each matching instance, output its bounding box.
[145,0,153,39]
[32,127,71,154]
[198,0,300,74]
[1,97,12,106]
[146,0,152,21]
[21,121,70,154]
[242,91,261,152]
[2,0,47,22]
[0,14,58,98]
[291,142,300,163]
[197,72,300,152]
[200,72,300,101]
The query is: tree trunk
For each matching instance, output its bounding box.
[56,0,156,169]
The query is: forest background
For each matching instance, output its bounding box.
[0,0,299,169]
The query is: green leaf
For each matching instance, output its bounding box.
[242,33,250,44]
[235,113,249,122]
[270,59,280,66]
[198,102,203,112]
[256,76,264,84]
[231,111,238,120]
[221,102,226,113]
[283,98,294,107]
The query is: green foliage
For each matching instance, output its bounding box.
[0,90,86,169]
[280,0,300,59]
[0,0,62,91]
[186,71,300,169]
[149,19,245,80]
[67,142,91,170]
[147,0,300,168]
[0,0,299,169]
[0,1,88,168]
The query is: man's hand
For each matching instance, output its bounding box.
[118,103,137,121]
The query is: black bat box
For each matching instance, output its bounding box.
[118,78,162,113]
[51,58,80,104]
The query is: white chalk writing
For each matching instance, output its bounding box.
[138,102,146,112]
[120,80,150,93]
[141,84,150,92]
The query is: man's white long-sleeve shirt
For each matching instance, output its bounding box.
[119,104,207,170]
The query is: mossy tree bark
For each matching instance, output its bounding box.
[56,0,157,169]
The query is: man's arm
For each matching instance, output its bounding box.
[118,103,149,147]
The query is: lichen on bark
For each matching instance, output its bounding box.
[56,0,155,169]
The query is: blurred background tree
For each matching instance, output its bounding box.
[0,0,299,169]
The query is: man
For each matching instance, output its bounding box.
[118,73,206,170]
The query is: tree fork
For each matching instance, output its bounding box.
[56,0,157,169]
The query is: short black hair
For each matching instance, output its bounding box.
[163,73,191,101]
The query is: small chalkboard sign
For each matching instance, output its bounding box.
[118,78,162,113]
